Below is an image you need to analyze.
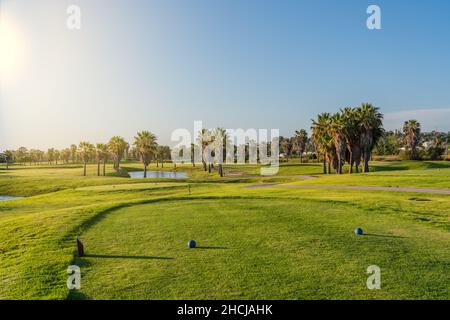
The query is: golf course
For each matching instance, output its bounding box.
[0,160,449,300]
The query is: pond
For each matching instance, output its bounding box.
[0,196,24,201]
[128,171,188,179]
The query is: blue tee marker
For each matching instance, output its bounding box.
[187,240,197,248]
[354,228,364,235]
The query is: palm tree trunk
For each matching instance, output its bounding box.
[144,163,147,178]
[203,161,207,171]
[363,150,370,173]
[83,162,87,176]
[161,160,164,168]
[97,161,100,176]
[218,164,223,177]
[208,163,211,173]
[349,156,353,174]
[103,160,106,176]
[322,156,326,174]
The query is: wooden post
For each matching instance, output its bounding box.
[76,237,85,257]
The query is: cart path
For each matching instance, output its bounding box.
[246,184,450,195]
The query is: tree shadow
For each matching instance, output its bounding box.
[364,233,406,239]
[68,290,89,300]
[84,254,174,260]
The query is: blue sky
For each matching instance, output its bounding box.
[1,0,450,149]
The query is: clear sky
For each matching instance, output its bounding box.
[1,0,450,150]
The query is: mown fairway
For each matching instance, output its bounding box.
[0,161,449,299]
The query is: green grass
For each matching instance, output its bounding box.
[0,161,449,299]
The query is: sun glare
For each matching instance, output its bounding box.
[0,14,26,80]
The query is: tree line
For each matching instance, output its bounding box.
[1,107,448,176]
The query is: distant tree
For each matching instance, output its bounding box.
[17,147,29,165]
[96,143,109,176]
[79,141,94,176]
[197,129,212,171]
[292,129,308,163]
[108,136,128,172]
[403,120,421,160]
[3,150,14,169]
[54,149,60,165]
[61,148,71,163]
[133,131,157,178]
[281,137,292,162]
[70,144,78,163]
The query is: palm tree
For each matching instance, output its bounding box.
[292,129,308,163]
[357,103,384,172]
[311,113,332,174]
[4,150,14,169]
[96,143,109,176]
[79,141,94,176]
[190,143,196,167]
[197,129,212,171]
[133,131,158,178]
[212,128,228,177]
[403,120,421,160]
[330,113,346,174]
[47,148,55,165]
[281,138,292,162]
[108,136,128,172]
[341,107,361,173]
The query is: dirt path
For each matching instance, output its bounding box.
[247,184,450,195]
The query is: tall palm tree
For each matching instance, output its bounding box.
[357,103,384,173]
[79,141,94,176]
[329,113,346,174]
[341,107,361,173]
[403,120,421,160]
[133,131,158,178]
[292,129,308,163]
[197,129,212,172]
[311,113,332,174]
[108,136,128,172]
[212,128,228,177]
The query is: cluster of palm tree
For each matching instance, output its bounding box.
[0,132,172,176]
[311,103,384,174]
[195,128,229,177]
[280,129,310,163]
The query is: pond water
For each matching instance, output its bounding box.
[0,196,24,201]
[128,171,188,179]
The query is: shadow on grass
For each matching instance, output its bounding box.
[68,290,89,300]
[84,254,174,260]
[195,246,228,250]
[364,233,406,239]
